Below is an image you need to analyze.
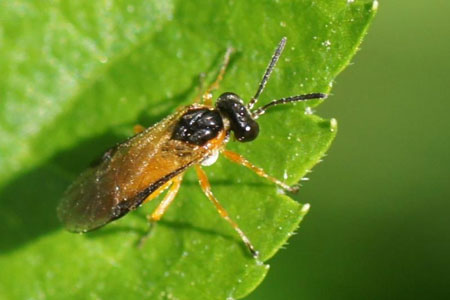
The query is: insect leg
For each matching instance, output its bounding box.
[138,174,183,247]
[222,150,299,193]
[195,165,259,257]
[194,47,234,106]
[141,179,173,205]
[195,72,207,97]
[148,174,183,222]
[133,124,146,134]
[192,72,207,104]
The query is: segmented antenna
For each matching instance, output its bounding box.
[247,37,287,110]
[248,37,328,119]
[252,93,328,119]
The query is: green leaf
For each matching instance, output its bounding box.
[0,0,376,299]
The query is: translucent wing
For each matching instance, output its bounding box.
[57,106,212,232]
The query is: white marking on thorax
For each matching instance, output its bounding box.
[201,149,219,166]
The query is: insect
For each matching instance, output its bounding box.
[57,37,327,257]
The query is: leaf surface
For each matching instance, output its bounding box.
[0,1,377,299]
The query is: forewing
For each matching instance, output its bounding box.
[57,107,209,232]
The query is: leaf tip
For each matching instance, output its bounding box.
[372,0,379,11]
[301,203,311,215]
[330,118,338,132]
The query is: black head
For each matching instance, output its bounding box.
[173,38,328,146]
[216,92,259,142]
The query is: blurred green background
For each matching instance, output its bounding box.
[248,1,450,299]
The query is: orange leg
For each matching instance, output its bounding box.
[222,150,299,193]
[194,47,234,106]
[139,174,183,247]
[195,165,258,257]
[133,124,146,134]
[148,174,183,222]
[196,72,207,97]
[141,179,172,205]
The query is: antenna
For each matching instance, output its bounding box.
[252,93,327,119]
[248,37,328,119]
[247,37,287,110]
